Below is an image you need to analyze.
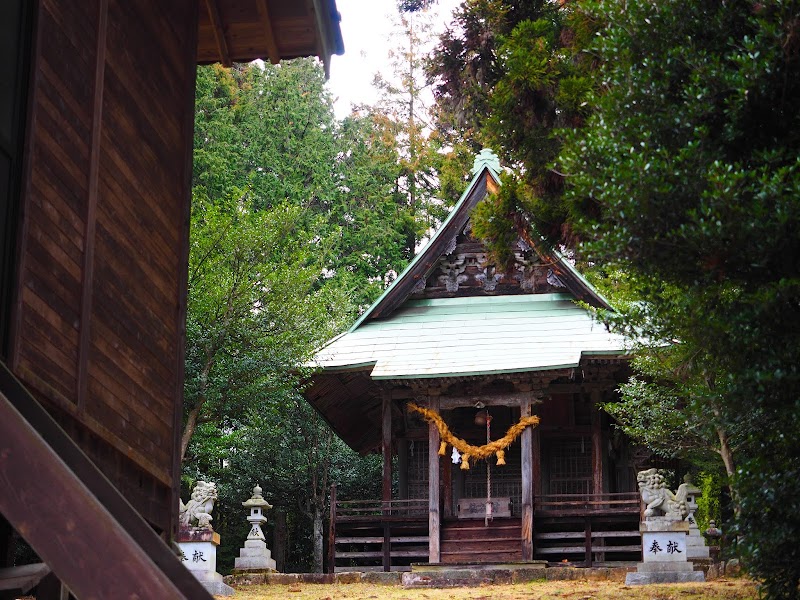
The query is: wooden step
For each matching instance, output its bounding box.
[441,535,521,545]
[442,543,520,555]
[441,521,521,542]
[440,550,522,564]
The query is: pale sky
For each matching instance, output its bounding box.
[326,0,461,119]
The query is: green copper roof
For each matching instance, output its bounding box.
[312,294,630,379]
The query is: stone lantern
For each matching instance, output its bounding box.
[234,484,277,571]
[682,474,710,560]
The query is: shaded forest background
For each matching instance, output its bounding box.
[183,1,800,597]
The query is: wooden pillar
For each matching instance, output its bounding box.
[584,517,593,567]
[428,395,441,563]
[328,485,336,574]
[521,397,534,561]
[590,389,604,495]
[383,523,391,572]
[382,391,393,503]
[381,391,392,571]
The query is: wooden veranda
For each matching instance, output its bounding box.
[329,491,642,572]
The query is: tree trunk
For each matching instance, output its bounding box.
[312,506,324,573]
[180,357,214,462]
[180,402,203,462]
[716,425,736,479]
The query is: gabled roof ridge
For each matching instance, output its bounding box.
[348,162,499,331]
[349,150,612,332]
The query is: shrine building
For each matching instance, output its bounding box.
[306,150,644,572]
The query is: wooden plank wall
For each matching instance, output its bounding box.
[11,0,197,535]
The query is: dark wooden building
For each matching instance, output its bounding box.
[306,151,643,572]
[0,1,342,597]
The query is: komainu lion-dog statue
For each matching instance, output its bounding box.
[637,468,689,520]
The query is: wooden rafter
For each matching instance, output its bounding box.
[204,0,231,66]
[256,0,280,64]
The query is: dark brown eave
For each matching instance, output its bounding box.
[305,368,383,453]
[307,357,631,454]
[197,0,344,74]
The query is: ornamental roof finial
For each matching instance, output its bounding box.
[471,148,501,176]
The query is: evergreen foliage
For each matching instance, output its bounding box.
[186,59,416,572]
[430,0,800,595]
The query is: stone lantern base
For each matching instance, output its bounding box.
[234,539,277,571]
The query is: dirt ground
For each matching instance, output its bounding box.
[222,578,757,600]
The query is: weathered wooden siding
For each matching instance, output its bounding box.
[12,0,197,534]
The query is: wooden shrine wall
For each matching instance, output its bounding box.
[10,0,197,535]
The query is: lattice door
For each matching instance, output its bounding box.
[407,440,429,500]
[547,437,592,495]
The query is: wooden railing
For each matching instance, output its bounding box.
[335,498,429,520]
[535,492,641,516]
[328,489,643,572]
[533,492,642,566]
[329,486,429,573]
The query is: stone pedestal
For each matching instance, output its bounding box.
[178,527,234,596]
[235,539,276,570]
[625,518,705,585]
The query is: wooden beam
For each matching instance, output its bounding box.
[437,391,542,410]
[308,0,330,75]
[0,389,211,598]
[367,176,488,321]
[520,398,533,561]
[204,0,231,66]
[584,517,592,567]
[428,395,441,563]
[0,363,212,598]
[256,0,280,64]
[76,0,108,412]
